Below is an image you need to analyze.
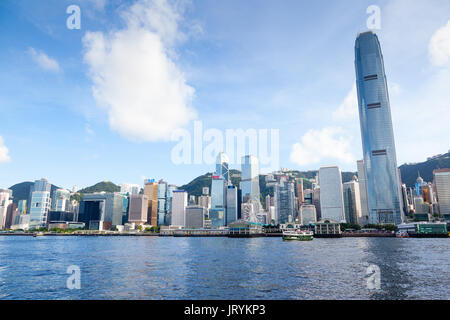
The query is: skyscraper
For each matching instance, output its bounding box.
[216,152,230,185]
[343,176,362,225]
[0,189,13,229]
[29,190,51,229]
[274,179,296,224]
[171,190,188,227]
[355,31,403,225]
[128,195,149,225]
[319,166,345,222]
[144,179,158,226]
[357,160,370,224]
[157,180,168,226]
[240,155,261,213]
[226,185,238,225]
[434,169,450,221]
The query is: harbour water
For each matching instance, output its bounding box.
[0,236,448,300]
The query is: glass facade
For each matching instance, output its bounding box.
[240,155,261,214]
[355,31,403,225]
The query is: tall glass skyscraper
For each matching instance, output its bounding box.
[355,31,403,225]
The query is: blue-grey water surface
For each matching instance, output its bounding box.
[0,236,448,300]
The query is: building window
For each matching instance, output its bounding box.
[367,102,381,109]
[372,149,387,156]
[364,74,378,81]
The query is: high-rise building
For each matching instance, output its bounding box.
[343,176,362,225]
[28,178,51,214]
[357,160,370,224]
[226,185,238,225]
[4,203,19,229]
[0,189,13,229]
[119,183,140,196]
[185,205,207,229]
[210,175,226,227]
[171,190,188,227]
[355,31,403,225]
[29,191,51,229]
[434,169,450,221]
[274,179,296,224]
[165,184,177,225]
[216,152,230,185]
[198,195,211,211]
[157,180,168,226]
[144,179,158,226]
[296,178,304,209]
[77,193,124,230]
[128,195,149,225]
[240,155,261,209]
[313,188,321,221]
[299,204,317,225]
[51,189,71,212]
[18,199,27,215]
[210,153,230,227]
[319,166,345,222]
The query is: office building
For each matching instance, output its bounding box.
[226,185,238,225]
[434,169,450,221]
[319,166,345,222]
[343,176,362,225]
[240,155,261,212]
[0,189,13,229]
[51,189,71,212]
[29,190,51,229]
[78,193,124,230]
[355,31,403,224]
[128,195,149,225]
[185,205,207,228]
[119,183,140,196]
[18,200,27,215]
[274,179,296,224]
[171,190,188,227]
[157,180,168,226]
[144,179,158,226]
[300,204,317,225]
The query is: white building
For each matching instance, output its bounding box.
[357,160,370,224]
[52,189,71,212]
[171,190,188,227]
[319,166,346,222]
[434,169,450,221]
[0,189,13,229]
[119,183,141,196]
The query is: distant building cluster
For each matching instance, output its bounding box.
[1,32,450,232]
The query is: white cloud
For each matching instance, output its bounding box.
[0,137,11,163]
[332,85,357,121]
[429,20,450,67]
[82,0,196,142]
[28,47,60,72]
[290,127,354,167]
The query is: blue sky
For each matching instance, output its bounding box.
[0,0,449,190]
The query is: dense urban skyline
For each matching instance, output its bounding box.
[0,0,449,190]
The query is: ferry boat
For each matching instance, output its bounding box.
[282,229,313,241]
[395,231,409,238]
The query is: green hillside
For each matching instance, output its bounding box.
[399,152,450,187]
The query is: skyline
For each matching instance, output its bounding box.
[0,0,450,190]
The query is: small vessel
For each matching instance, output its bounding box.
[395,231,409,238]
[282,229,314,241]
[33,232,45,237]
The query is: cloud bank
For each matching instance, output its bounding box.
[83,0,196,142]
[290,127,354,167]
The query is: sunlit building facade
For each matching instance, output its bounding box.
[355,31,403,225]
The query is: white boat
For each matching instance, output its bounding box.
[282,229,314,241]
[395,231,409,238]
